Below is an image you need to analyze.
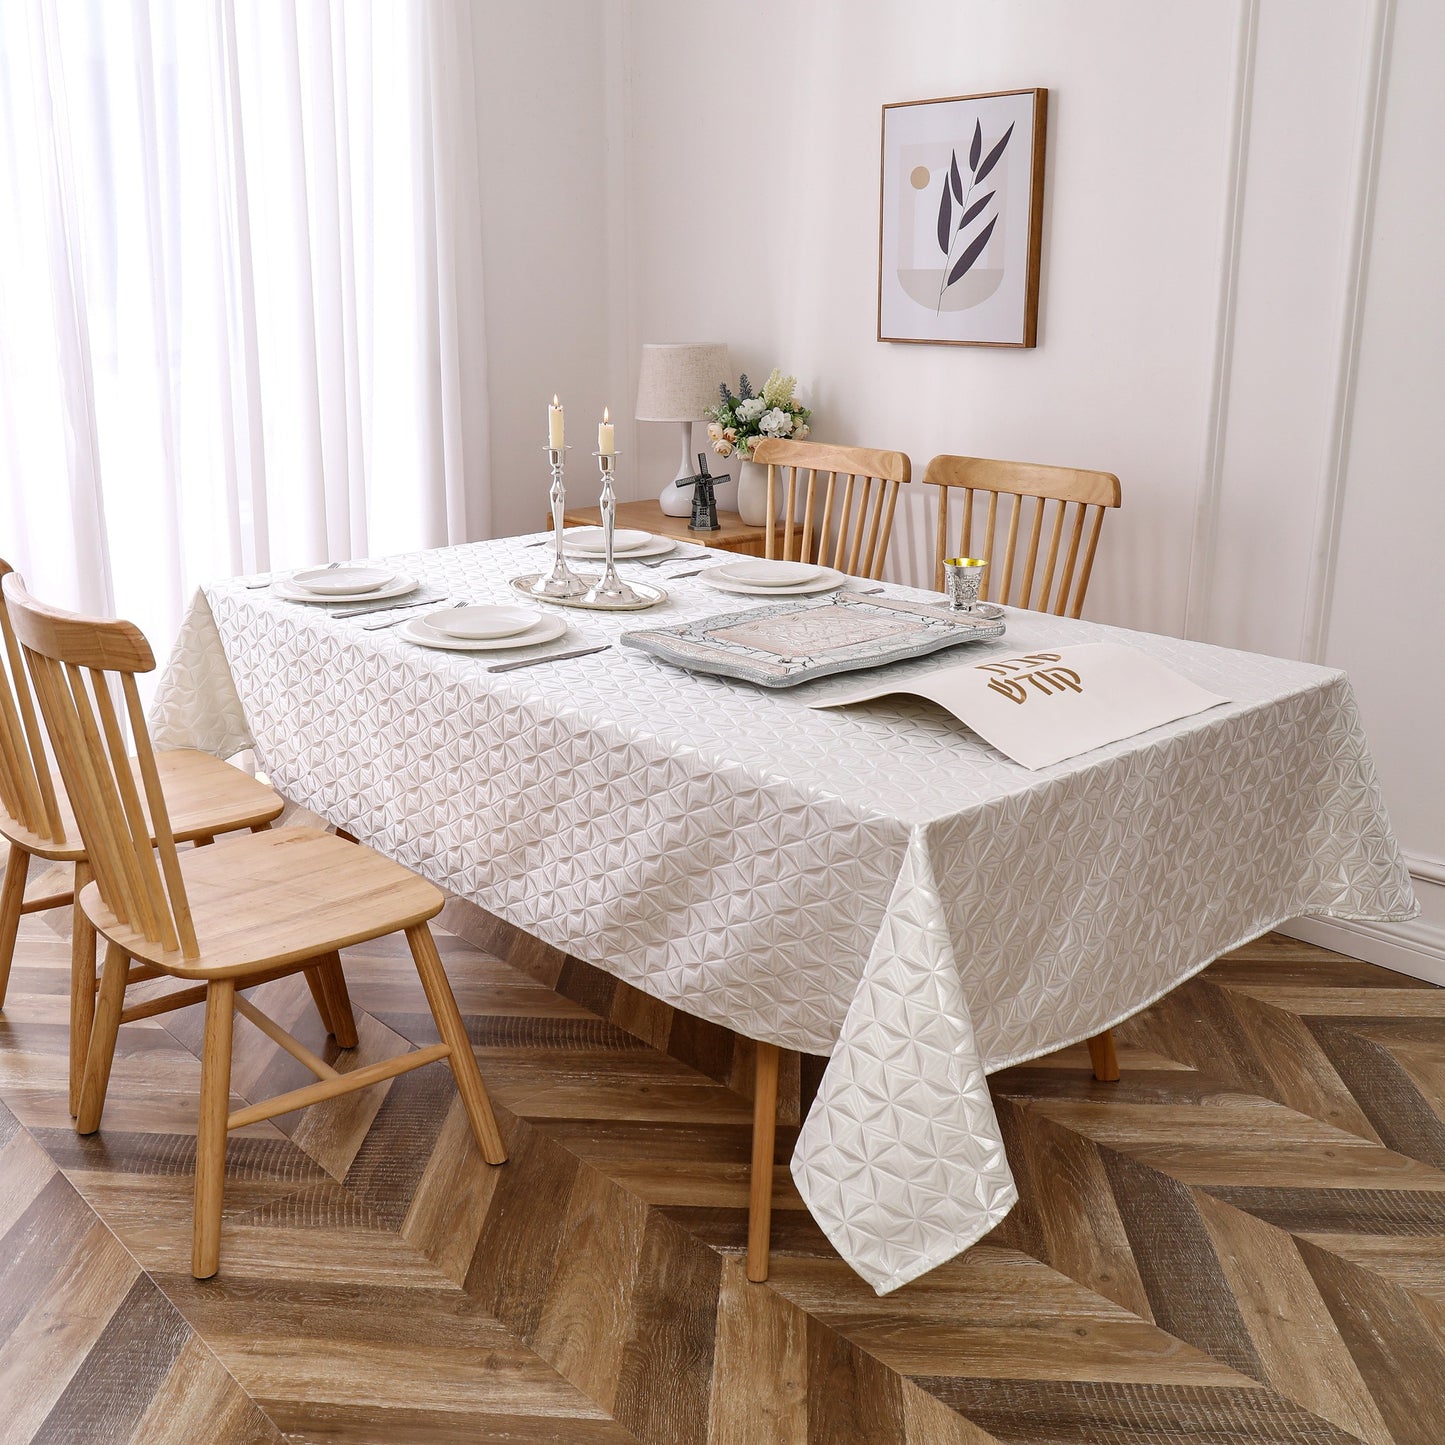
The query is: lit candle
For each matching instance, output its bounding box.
[548,395,564,449]
[597,406,615,455]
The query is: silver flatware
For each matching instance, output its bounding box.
[660,566,708,580]
[343,596,451,623]
[487,644,610,674]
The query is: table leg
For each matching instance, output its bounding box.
[747,1040,781,1282]
[1087,1029,1120,1081]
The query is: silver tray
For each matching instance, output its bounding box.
[509,574,668,612]
[620,593,1005,687]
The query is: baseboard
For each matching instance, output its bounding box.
[1280,911,1445,987]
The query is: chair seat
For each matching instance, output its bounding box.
[1,748,282,861]
[79,826,444,978]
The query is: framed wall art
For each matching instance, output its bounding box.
[878,88,1047,348]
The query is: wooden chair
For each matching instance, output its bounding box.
[744,456,1125,1284]
[927,457,1123,1090]
[922,454,1121,616]
[750,438,911,580]
[3,572,507,1278]
[0,560,335,1121]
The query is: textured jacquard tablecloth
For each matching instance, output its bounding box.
[150,536,1418,1293]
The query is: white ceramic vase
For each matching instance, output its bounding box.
[735,458,775,527]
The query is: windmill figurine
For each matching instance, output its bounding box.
[676,452,722,533]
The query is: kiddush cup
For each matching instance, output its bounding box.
[943,557,988,613]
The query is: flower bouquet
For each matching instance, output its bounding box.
[705,369,811,462]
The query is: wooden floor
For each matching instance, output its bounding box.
[2,900,1444,1443]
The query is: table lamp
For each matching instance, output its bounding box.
[634,342,732,517]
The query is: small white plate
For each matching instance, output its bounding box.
[431,605,542,640]
[564,527,652,554]
[712,559,823,587]
[699,566,846,597]
[291,565,395,595]
[400,610,569,652]
[563,535,677,561]
[273,574,418,605]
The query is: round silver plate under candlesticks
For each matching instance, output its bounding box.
[509,574,668,611]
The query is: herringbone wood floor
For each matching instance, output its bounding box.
[2,889,1443,1442]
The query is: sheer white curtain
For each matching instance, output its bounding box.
[0,0,489,659]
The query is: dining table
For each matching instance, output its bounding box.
[149,533,1418,1295]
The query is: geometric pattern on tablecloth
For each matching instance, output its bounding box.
[148,534,1418,1293]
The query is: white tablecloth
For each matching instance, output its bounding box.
[150,536,1417,1293]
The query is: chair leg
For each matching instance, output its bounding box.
[747,1041,781,1283]
[68,860,96,1116]
[318,952,358,1048]
[192,979,236,1280]
[0,840,29,1008]
[1087,1029,1120,1082]
[404,922,506,1165]
[302,965,337,1036]
[76,941,131,1134]
[302,950,357,1048]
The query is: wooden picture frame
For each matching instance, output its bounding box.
[877,88,1048,348]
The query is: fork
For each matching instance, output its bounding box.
[361,599,463,630]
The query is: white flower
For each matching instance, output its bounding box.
[758,407,793,437]
[735,396,765,423]
[712,438,734,458]
[707,421,723,441]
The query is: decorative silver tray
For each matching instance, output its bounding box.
[509,574,668,612]
[620,594,1005,687]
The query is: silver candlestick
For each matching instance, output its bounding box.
[582,450,648,605]
[529,446,591,599]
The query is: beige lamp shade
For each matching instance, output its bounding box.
[634,342,731,421]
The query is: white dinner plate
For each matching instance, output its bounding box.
[562,535,676,561]
[431,604,543,640]
[564,526,652,554]
[699,565,847,597]
[272,573,419,605]
[290,565,395,596]
[711,559,823,587]
[399,610,569,652]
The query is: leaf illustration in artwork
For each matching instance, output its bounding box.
[956,189,995,232]
[936,166,953,254]
[949,150,963,203]
[974,123,1015,184]
[968,118,982,172]
[947,215,998,285]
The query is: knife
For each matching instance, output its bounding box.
[336,595,447,621]
[487,644,610,674]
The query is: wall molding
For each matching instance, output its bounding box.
[1182,0,1258,642]
[1283,911,1445,988]
[1298,0,1396,662]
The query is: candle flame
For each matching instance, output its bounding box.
[602,406,610,423]
[552,394,559,406]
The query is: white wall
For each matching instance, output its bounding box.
[478,0,1441,978]
[472,1,624,539]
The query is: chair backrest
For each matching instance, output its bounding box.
[922,455,1121,617]
[1,571,198,958]
[0,559,66,844]
[750,438,912,581]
